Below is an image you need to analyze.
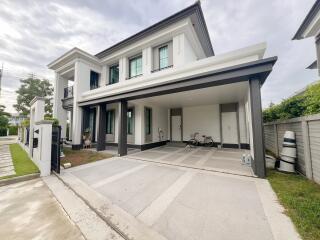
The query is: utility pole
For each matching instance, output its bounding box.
[0,63,3,97]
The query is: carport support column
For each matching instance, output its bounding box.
[118,100,127,156]
[97,103,106,151]
[249,79,266,178]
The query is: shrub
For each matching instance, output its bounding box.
[44,117,59,126]
[8,126,18,135]
[0,115,8,128]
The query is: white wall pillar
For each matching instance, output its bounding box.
[142,47,152,77]
[53,72,68,138]
[119,57,128,82]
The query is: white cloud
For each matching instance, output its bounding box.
[0,0,318,113]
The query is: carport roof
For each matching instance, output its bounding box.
[78,56,277,107]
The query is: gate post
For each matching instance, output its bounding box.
[35,120,53,176]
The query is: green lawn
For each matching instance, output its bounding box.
[0,144,39,180]
[268,170,320,240]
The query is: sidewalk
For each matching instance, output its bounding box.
[0,179,84,240]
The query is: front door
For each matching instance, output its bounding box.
[172,115,182,141]
[221,112,238,145]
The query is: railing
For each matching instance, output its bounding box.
[64,86,73,98]
[151,65,173,73]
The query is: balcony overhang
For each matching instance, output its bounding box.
[78,56,277,107]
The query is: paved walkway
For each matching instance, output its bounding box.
[0,179,84,240]
[0,145,16,177]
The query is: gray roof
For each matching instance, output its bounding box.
[293,0,320,40]
[95,1,214,59]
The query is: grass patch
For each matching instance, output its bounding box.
[0,144,39,180]
[268,170,320,240]
[61,147,114,167]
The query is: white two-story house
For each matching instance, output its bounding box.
[48,2,277,178]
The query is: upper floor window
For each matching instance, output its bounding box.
[90,71,99,90]
[129,55,142,79]
[159,45,169,69]
[109,64,119,85]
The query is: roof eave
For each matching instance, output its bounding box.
[293,0,320,40]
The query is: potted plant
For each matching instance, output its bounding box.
[82,128,92,148]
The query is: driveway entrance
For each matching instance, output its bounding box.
[128,145,253,177]
[61,154,300,240]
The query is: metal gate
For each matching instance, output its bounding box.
[51,126,61,174]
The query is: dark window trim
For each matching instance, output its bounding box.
[128,54,142,79]
[109,63,119,85]
[145,107,152,135]
[90,70,100,90]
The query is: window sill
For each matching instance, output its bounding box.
[126,74,143,80]
[151,65,173,73]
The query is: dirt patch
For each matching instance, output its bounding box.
[61,148,114,167]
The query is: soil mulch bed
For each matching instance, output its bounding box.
[61,148,114,167]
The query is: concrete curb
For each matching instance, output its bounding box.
[0,173,40,187]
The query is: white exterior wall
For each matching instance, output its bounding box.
[173,33,198,68]
[182,105,220,142]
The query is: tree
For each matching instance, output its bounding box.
[0,104,9,117]
[263,82,320,122]
[14,77,53,116]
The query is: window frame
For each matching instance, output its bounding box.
[106,109,115,134]
[159,45,169,69]
[129,54,142,79]
[109,63,119,85]
[127,108,134,135]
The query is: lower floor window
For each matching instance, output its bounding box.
[127,108,134,135]
[106,110,114,134]
[145,107,152,135]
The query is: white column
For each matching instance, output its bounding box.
[53,72,68,138]
[134,104,144,145]
[72,61,83,146]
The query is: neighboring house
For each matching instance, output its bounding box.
[48,2,277,178]
[293,0,320,74]
[8,113,27,126]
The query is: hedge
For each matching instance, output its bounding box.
[8,126,18,135]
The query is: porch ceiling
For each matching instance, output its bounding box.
[131,81,248,107]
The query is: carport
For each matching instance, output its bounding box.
[78,57,277,178]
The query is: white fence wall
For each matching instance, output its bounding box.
[264,114,320,184]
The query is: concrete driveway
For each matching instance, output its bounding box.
[128,145,253,176]
[63,154,300,240]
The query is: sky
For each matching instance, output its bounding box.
[0,0,318,113]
